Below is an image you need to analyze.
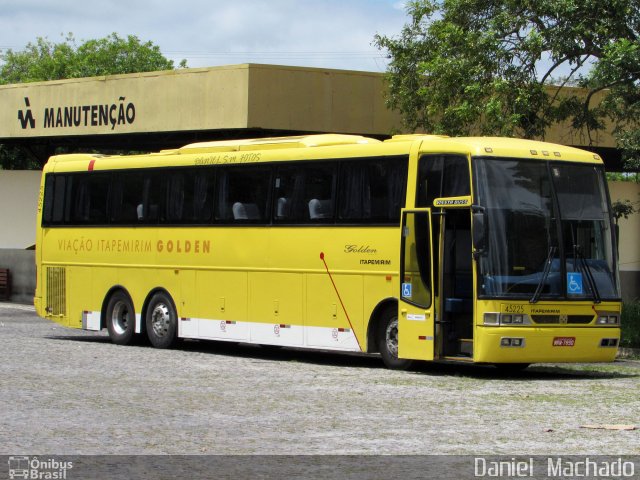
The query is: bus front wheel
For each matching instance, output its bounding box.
[146,292,178,349]
[377,307,413,370]
[106,290,136,345]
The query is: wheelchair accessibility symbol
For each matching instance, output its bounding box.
[402,283,412,299]
[567,272,583,295]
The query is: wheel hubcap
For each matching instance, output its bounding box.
[151,303,170,337]
[385,317,399,358]
[111,301,130,335]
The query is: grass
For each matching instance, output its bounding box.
[620,301,640,348]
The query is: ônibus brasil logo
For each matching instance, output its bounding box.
[8,456,73,479]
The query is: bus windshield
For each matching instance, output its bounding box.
[473,158,620,301]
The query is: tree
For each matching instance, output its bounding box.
[0,33,186,169]
[0,33,185,84]
[612,199,638,225]
[374,0,640,170]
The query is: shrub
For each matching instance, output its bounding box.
[620,301,640,348]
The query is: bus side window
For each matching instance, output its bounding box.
[216,166,271,223]
[111,173,148,223]
[143,173,162,223]
[273,163,336,223]
[42,174,57,225]
[192,171,214,222]
[416,155,470,206]
[42,174,68,225]
[165,168,215,224]
[304,165,335,222]
[166,173,185,223]
[69,174,110,225]
[337,157,407,223]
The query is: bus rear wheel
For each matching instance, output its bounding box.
[377,307,413,370]
[146,292,178,349]
[106,291,136,345]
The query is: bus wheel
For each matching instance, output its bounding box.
[377,307,413,370]
[106,291,136,345]
[146,292,178,349]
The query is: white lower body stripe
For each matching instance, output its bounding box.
[179,317,361,352]
[85,312,362,352]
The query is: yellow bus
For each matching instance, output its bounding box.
[34,134,622,369]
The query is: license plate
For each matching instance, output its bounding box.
[553,337,576,347]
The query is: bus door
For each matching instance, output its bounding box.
[398,208,435,361]
[433,197,474,360]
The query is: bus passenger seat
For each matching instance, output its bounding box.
[276,197,289,219]
[309,199,331,219]
[232,202,260,220]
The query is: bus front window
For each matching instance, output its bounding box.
[473,158,619,301]
[552,164,619,300]
[474,159,560,298]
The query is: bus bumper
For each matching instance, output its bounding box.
[475,326,620,364]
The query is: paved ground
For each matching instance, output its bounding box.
[1,302,639,456]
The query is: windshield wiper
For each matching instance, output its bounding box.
[530,246,557,304]
[574,246,602,304]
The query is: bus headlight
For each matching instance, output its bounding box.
[500,337,525,347]
[597,315,619,325]
[484,313,500,325]
[484,313,531,326]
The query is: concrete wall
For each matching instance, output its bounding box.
[247,64,402,135]
[1,66,250,139]
[0,249,35,304]
[609,181,640,301]
[0,170,41,249]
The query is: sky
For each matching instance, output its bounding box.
[0,0,409,72]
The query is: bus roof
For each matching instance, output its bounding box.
[176,133,381,153]
[413,136,602,163]
[44,133,602,171]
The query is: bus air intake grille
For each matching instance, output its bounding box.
[531,315,593,325]
[46,267,66,317]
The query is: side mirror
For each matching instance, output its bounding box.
[472,206,487,253]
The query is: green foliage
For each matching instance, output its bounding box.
[612,199,638,224]
[0,33,183,84]
[0,145,40,170]
[375,0,640,170]
[621,301,640,348]
[606,172,639,182]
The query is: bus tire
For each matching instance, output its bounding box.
[377,306,413,370]
[106,290,136,346]
[146,291,178,349]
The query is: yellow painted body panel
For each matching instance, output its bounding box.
[475,301,621,363]
[475,326,619,363]
[36,221,399,351]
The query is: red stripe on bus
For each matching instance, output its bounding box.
[320,252,362,351]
